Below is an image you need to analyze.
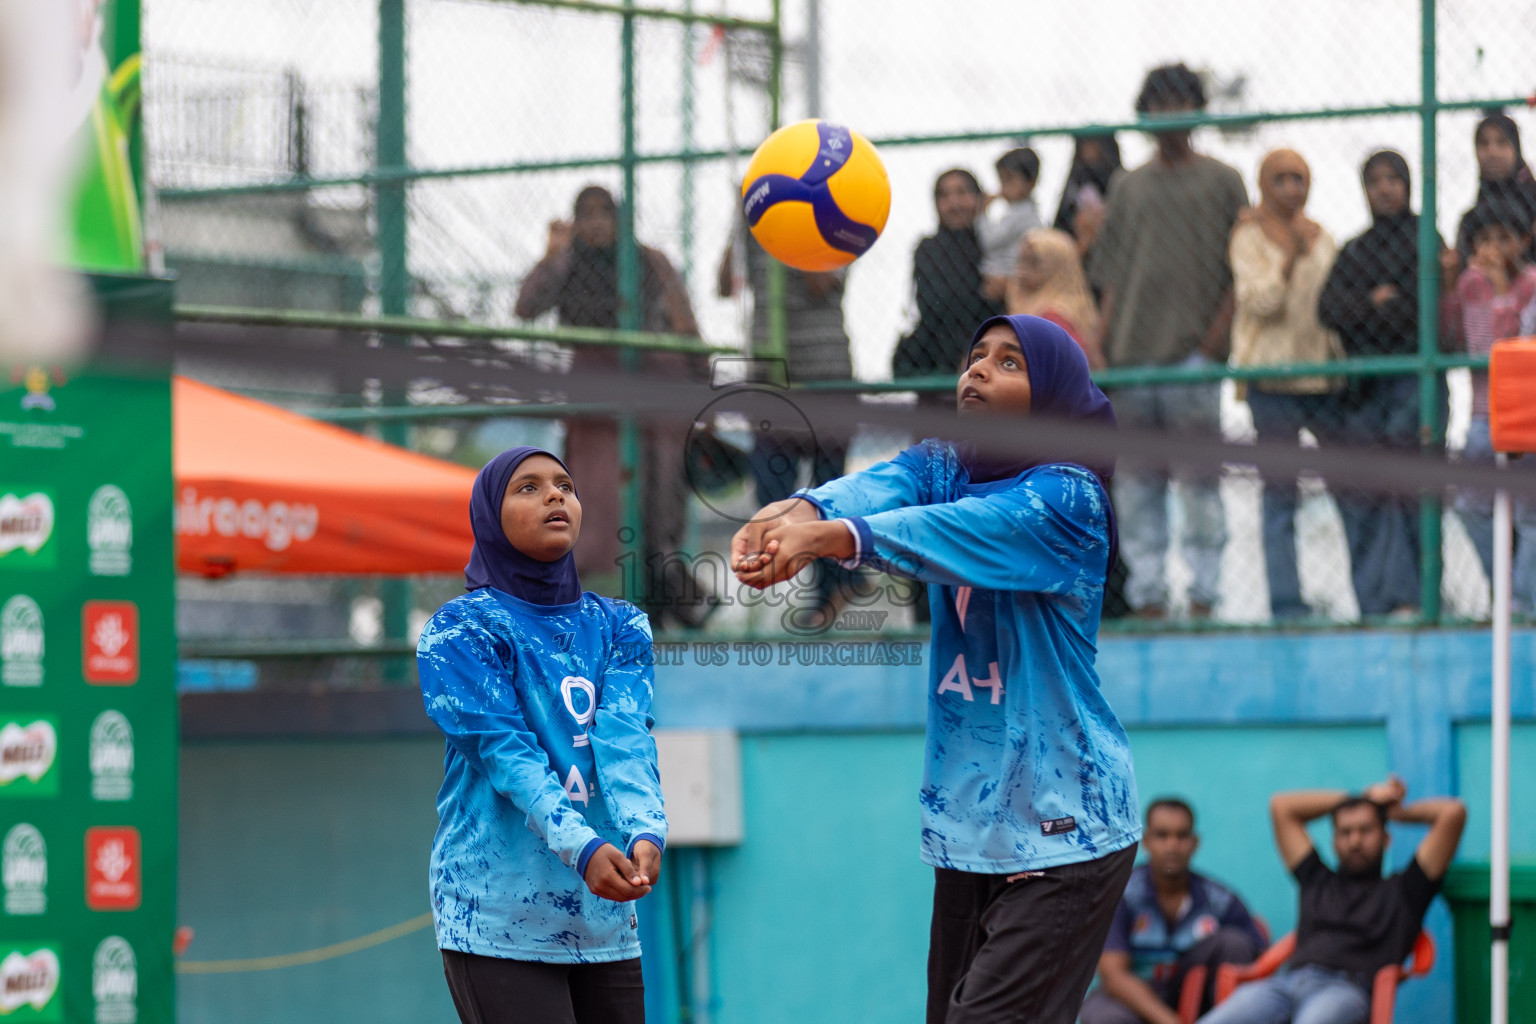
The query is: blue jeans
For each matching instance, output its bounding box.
[1335,375,1424,615]
[1454,417,1536,615]
[1111,366,1227,610]
[1195,964,1368,1024]
[1247,391,1345,619]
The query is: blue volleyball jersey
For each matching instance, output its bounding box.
[803,441,1140,872]
[1104,866,1267,983]
[418,587,666,963]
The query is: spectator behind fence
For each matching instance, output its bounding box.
[978,147,1045,303]
[892,168,1004,391]
[1229,149,1345,621]
[1080,798,1266,1024]
[1452,196,1536,615]
[1454,112,1536,266]
[717,225,855,628]
[1055,133,1123,258]
[514,185,711,629]
[1088,62,1249,619]
[1006,226,1102,359]
[1317,151,1450,619]
[1197,778,1465,1024]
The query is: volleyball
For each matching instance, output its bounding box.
[740,119,891,272]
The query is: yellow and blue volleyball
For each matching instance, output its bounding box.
[741,119,891,272]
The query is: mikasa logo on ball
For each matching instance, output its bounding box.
[90,711,134,801]
[2,824,47,916]
[0,595,44,687]
[88,485,133,576]
[92,937,137,1024]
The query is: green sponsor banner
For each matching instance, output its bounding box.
[0,942,63,1022]
[0,714,59,798]
[0,274,174,1024]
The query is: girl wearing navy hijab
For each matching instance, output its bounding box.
[418,446,666,1024]
[733,315,1139,1024]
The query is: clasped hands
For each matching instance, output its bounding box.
[583,839,661,903]
[729,498,855,590]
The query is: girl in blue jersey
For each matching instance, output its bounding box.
[733,314,1140,1024]
[419,446,666,1024]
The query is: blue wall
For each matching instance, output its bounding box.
[175,628,1536,1024]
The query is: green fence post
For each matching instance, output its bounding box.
[1417,0,1444,622]
[378,0,413,675]
[761,0,787,363]
[617,11,645,605]
[680,0,696,288]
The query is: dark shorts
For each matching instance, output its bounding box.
[441,949,644,1024]
[928,844,1137,1024]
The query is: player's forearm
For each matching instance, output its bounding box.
[1270,789,1351,826]
[1391,796,1464,825]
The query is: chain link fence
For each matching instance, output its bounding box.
[143,0,1536,672]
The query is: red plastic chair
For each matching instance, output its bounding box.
[1212,931,1435,1024]
[1174,918,1273,1024]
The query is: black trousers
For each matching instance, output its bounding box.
[441,949,645,1024]
[927,844,1137,1024]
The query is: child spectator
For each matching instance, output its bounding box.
[419,446,667,1024]
[1007,226,1103,362]
[978,147,1045,301]
[1228,148,1345,620]
[1454,197,1536,614]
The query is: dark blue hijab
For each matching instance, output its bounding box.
[959,313,1119,562]
[464,446,582,605]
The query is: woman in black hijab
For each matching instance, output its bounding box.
[1455,112,1536,263]
[893,169,1003,382]
[1053,133,1122,252]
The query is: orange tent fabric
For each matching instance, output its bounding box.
[174,376,478,576]
[1490,338,1536,454]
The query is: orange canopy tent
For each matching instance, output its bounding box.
[174,376,478,576]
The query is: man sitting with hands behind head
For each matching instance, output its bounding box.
[1081,798,1266,1024]
[1196,776,1465,1024]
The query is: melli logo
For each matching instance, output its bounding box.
[85,828,140,911]
[0,945,61,1020]
[0,718,58,797]
[87,485,132,577]
[0,490,55,569]
[1,595,45,688]
[83,602,138,685]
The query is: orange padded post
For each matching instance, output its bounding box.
[1489,338,1536,454]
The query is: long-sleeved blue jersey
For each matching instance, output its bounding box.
[418,587,666,962]
[803,440,1140,872]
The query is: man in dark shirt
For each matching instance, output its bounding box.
[1198,776,1465,1023]
[1082,799,1266,1024]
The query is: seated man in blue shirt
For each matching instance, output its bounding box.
[1081,798,1266,1024]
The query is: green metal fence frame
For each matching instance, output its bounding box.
[162,0,1532,629]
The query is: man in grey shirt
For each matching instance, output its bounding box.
[1089,63,1248,619]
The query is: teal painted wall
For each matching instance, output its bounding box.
[1453,723,1536,861]
[709,733,930,1024]
[177,739,452,1024]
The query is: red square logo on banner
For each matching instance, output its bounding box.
[82,601,138,685]
[85,827,141,911]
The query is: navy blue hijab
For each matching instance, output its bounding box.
[959,313,1119,561]
[464,446,583,605]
